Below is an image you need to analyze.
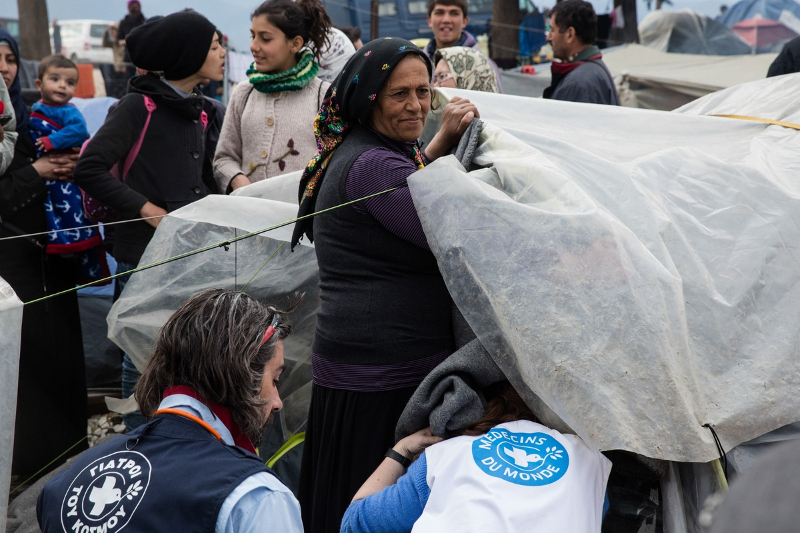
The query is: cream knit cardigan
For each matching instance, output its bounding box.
[213,76,329,193]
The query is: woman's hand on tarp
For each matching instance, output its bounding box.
[424,96,481,162]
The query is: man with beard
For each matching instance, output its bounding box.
[37,289,303,533]
[117,0,146,77]
[543,0,619,105]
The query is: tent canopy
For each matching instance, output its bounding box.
[721,0,800,26]
[639,9,752,55]
[602,44,777,109]
[732,17,798,47]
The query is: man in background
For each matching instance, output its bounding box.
[423,0,502,91]
[117,0,146,78]
[543,0,619,105]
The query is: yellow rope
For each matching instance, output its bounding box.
[711,114,800,131]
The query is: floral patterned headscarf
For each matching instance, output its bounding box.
[291,37,432,249]
[434,46,499,93]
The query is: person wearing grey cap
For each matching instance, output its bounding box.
[74,10,227,432]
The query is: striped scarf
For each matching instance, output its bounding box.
[246,50,319,93]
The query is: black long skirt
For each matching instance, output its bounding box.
[298,383,417,533]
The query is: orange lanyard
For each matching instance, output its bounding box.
[154,408,223,441]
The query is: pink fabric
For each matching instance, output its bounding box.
[200,110,208,132]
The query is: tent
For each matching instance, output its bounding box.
[639,9,752,55]
[603,44,777,109]
[732,17,798,48]
[502,44,778,110]
[720,0,800,26]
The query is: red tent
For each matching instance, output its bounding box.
[732,17,798,48]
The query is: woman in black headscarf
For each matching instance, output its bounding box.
[292,37,479,533]
[0,27,89,478]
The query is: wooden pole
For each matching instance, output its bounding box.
[370,0,379,41]
[491,0,520,69]
[17,0,52,60]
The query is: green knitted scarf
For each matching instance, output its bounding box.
[247,50,319,93]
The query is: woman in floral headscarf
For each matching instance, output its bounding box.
[433,46,500,93]
[292,37,480,533]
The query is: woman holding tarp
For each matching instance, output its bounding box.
[290,37,480,533]
[0,28,89,478]
[212,0,333,194]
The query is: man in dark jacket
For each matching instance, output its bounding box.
[543,0,619,105]
[117,0,146,76]
[423,0,503,91]
[767,36,800,77]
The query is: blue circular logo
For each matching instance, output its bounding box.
[472,429,569,486]
[60,451,151,533]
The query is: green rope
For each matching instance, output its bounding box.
[8,415,117,496]
[239,241,286,293]
[23,187,398,306]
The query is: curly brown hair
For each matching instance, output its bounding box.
[462,381,539,436]
[134,288,298,443]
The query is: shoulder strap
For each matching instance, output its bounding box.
[317,81,324,110]
[243,85,256,111]
[120,94,157,181]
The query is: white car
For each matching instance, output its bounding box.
[51,19,115,64]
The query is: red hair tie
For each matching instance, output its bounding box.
[258,314,282,349]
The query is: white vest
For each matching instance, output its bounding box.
[412,420,612,533]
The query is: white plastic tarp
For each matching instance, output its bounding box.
[413,81,800,462]
[107,172,317,436]
[108,75,800,463]
[0,277,24,532]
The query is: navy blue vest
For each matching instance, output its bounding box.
[37,414,273,533]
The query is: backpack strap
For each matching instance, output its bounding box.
[120,94,156,181]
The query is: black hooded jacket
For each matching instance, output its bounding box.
[73,73,219,265]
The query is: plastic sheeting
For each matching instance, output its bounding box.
[413,80,800,463]
[0,277,24,533]
[639,9,752,55]
[107,171,317,437]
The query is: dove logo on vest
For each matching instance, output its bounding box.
[472,429,569,486]
[60,451,151,533]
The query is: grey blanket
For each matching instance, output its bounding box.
[450,118,483,170]
[395,305,506,441]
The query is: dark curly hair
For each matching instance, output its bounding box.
[252,0,332,62]
[550,0,598,46]
[135,288,299,444]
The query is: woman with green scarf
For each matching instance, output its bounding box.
[213,0,331,193]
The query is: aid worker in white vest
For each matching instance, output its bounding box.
[340,380,612,533]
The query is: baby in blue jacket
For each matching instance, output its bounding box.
[29,55,89,155]
[29,55,107,283]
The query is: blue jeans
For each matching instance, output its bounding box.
[116,261,148,431]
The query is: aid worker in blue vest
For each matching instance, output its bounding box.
[37,288,304,533]
[341,380,612,533]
